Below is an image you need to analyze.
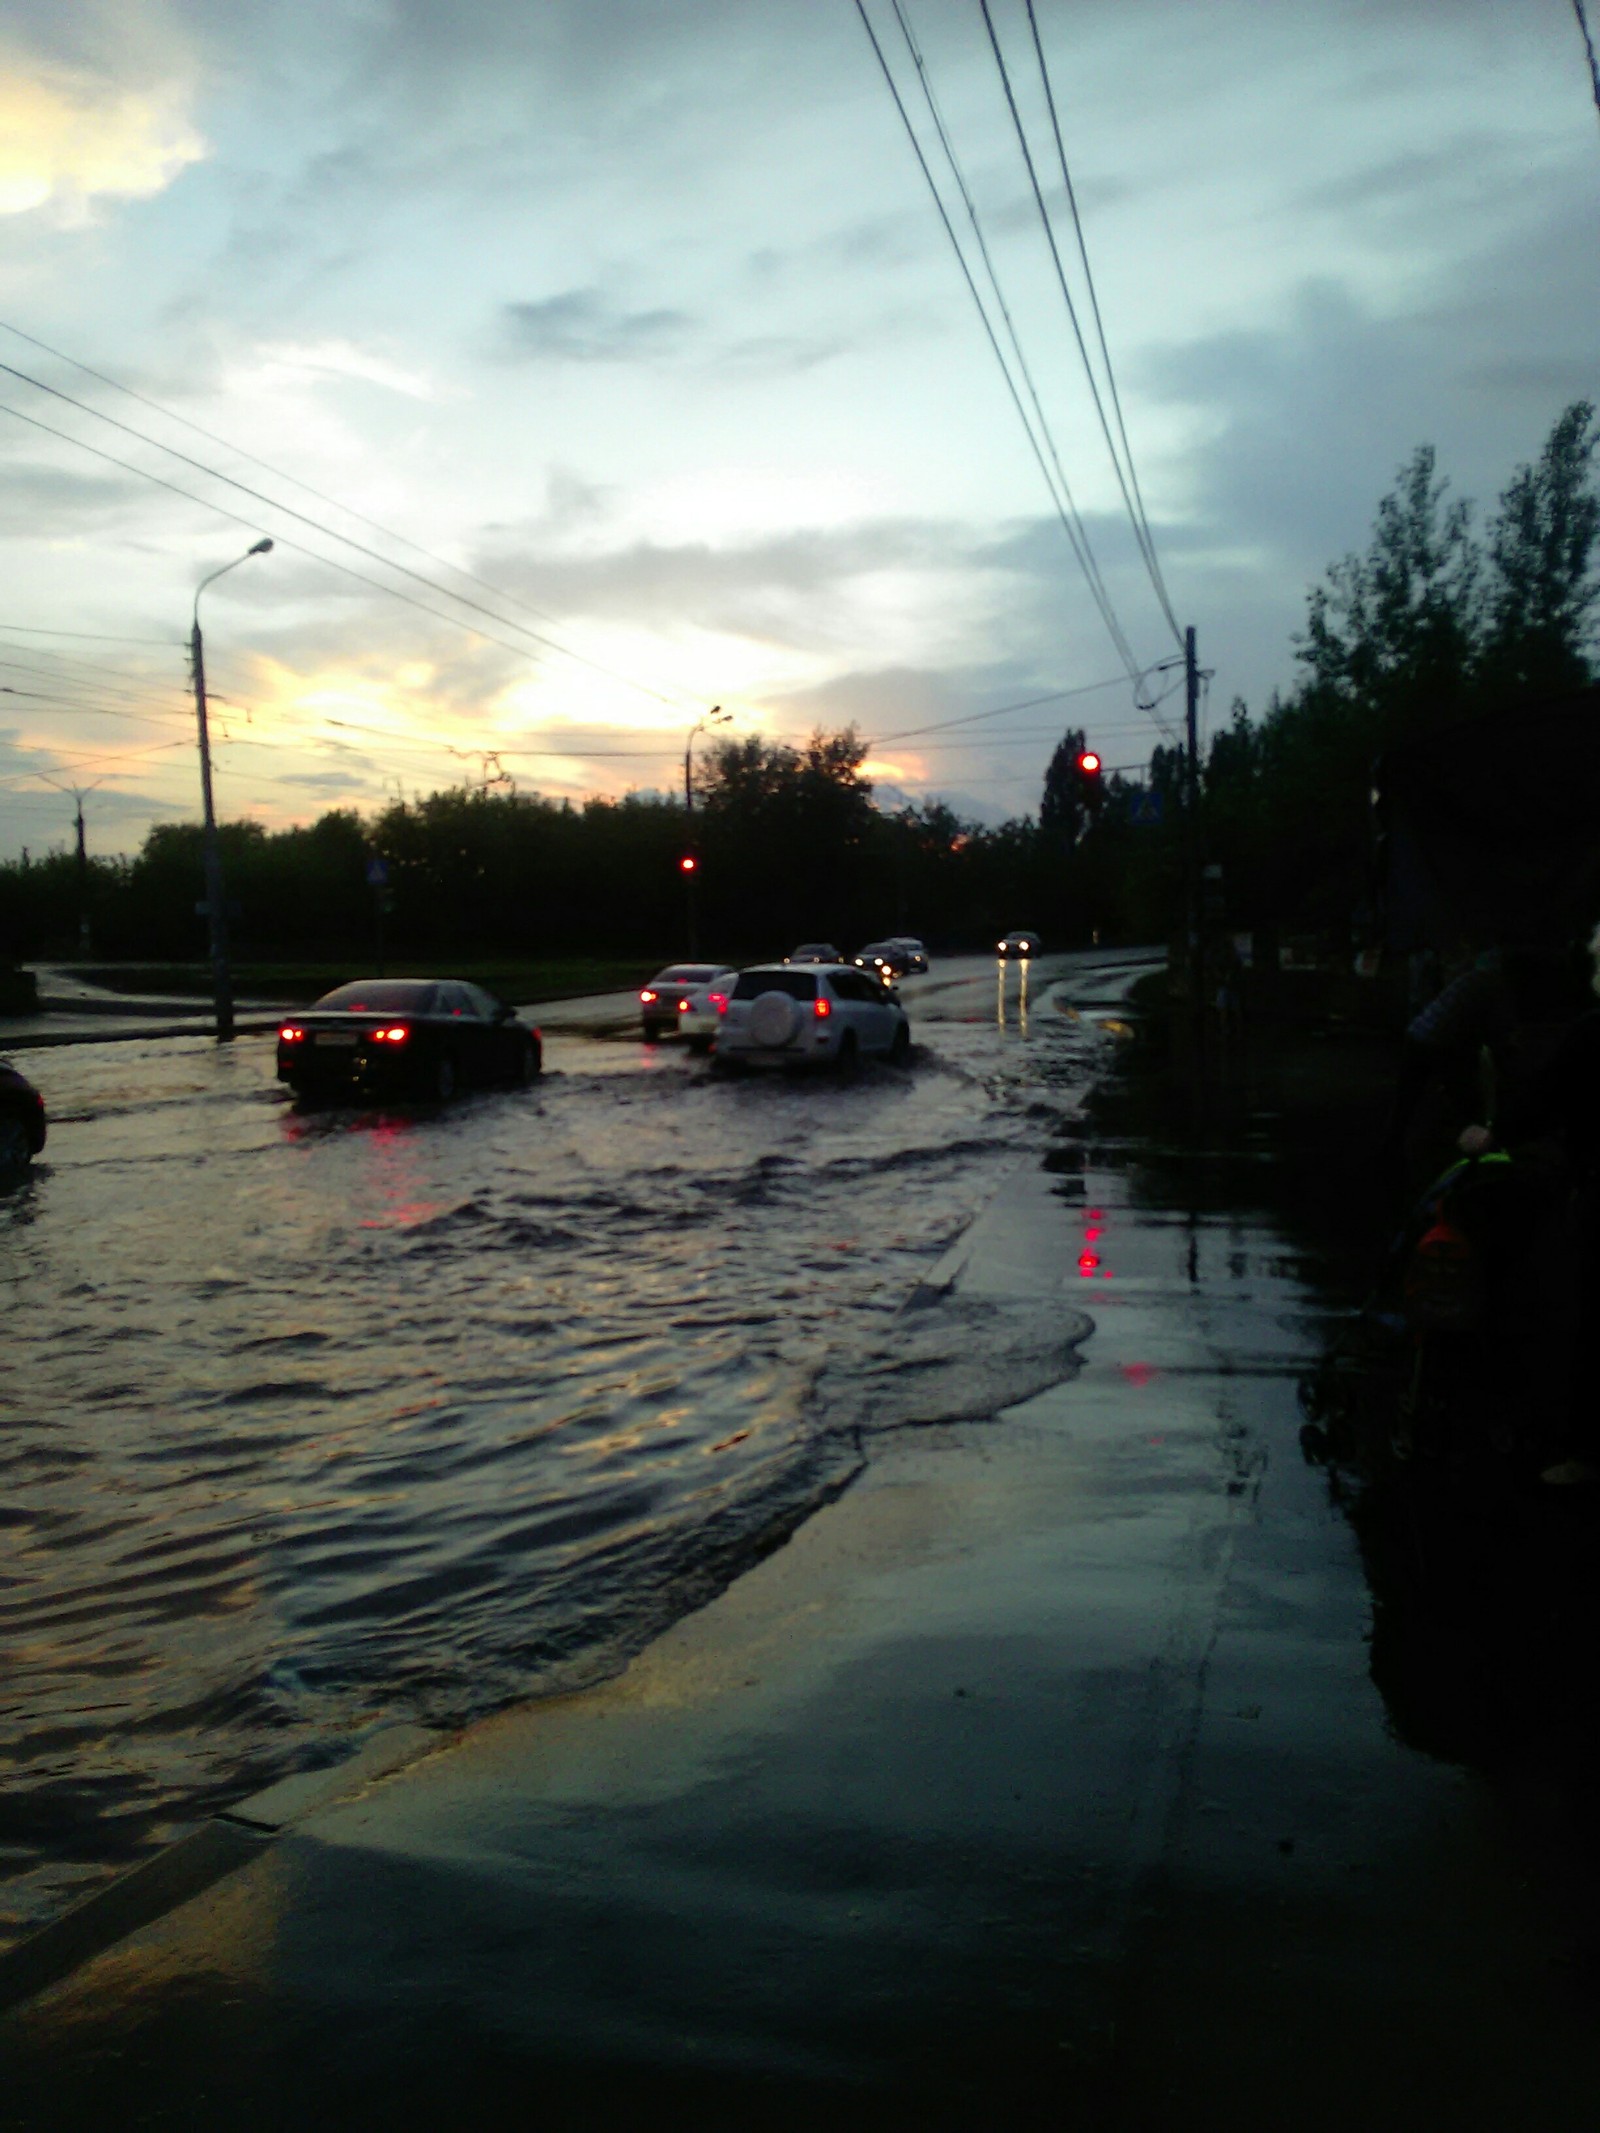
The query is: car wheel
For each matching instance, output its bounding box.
[836,1030,859,1075]
[433,1054,457,1102]
[0,1112,32,1172]
[642,1021,665,1043]
[516,1038,540,1084]
[686,1035,713,1056]
[889,1021,911,1065]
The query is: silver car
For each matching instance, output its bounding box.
[638,962,729,1042]
[713,963,911,1072]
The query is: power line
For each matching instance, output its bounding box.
[978,0,1182,646]
[871,672,1127,744]
[0,321,603,656]
[851,0,1146,686]
[0,356,708,717]
[0,622,177,644]
[0,397,660,686]
[1022,0,1180,635]
[1576,1,1600,129]
[885,0,1132,671]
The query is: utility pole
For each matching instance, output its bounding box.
[189,615,235,1042]
[72,791,88,953]
[191,539,273,1043]
[1184,624,1205,1076]
[683,704,730,957]
[34,772,99,953]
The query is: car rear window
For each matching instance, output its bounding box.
[732,969,817,1001]
[313,980,437,1012]
[656,965,718,984]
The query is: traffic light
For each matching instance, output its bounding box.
[679,854,698,874]
[1075,749,1104,813]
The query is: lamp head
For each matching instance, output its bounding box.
[248,538,274,556]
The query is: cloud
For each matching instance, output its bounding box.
[0,18,205,225]
[497,290,696,364]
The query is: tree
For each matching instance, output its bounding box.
[1296,442,1479,747]
[1040,727,1090,845]
[1477,400,1600,706]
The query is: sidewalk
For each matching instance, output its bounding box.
[3,1112,1598,2128]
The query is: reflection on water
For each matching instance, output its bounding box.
[995,958,1030,1035]
[0,1010,1100,1946]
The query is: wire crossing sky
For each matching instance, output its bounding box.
[0,0,1594,856]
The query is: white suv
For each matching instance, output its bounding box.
[713,963,911,1072]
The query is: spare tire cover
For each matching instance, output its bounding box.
[749,991,799,1047]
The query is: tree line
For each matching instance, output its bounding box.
[2,404,1593,971]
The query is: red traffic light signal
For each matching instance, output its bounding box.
[1076,750,1102,776]
[679,854,698,873]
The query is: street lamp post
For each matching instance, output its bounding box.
[682,704,730,957]
[191,538,273,1042]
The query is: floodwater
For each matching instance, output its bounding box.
[0,955,1133,1948]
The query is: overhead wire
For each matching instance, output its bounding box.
[0,623,177,644]
[884,0,1134,674]
[0,320,602,655]
[1575,0,1600,130]
[0,356,708,717]
[851,0,1147,688]
[977,0,1182,648]
[1022,0,1181,636]
[870,671,1127,744]
[0,397,657,686]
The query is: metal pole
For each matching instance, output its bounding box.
[684,731,698,956]
[1184,625,1205,1077]
[190,617,235,1042]
[73,794,89,954]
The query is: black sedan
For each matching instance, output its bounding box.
[276,980,541,1102]
[0,1060,46,1173]
[853,939,918,981]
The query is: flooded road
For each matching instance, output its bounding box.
[0,953,1146,1948]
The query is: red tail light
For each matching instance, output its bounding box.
[370,1025,410,1044]
[279,1024,305,1043]
[709,992,728,1015]
[677,998,691,1013]
[813,997,832,1019]
[639,989,657,1004]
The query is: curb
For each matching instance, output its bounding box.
[0,1725,441,2017]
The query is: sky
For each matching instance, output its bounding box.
[0,0,1596,863]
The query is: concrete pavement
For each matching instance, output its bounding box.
[3,1069,1598,2128]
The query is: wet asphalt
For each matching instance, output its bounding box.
[4,959,1600,2128]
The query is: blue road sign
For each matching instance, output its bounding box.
[365,857,389,887]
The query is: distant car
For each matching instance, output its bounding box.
[997,931,1042,960]
[676,968,739,1053]
[713,962,910,1072]
[638,963,731,1042]
[785,943,842,965]
[276,979,541,1102]
[890,936,929,975]
[0,1061,46,1173]
[853,939,914,982]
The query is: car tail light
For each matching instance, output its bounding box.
[677,998,691,1013]
[370,1025,410,1044]
[813,997,832,1019]
[640,989,657,1004]
[709,992,728,1014]
[279,1024,305,1043]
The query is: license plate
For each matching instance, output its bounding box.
[314,1033,358,1047]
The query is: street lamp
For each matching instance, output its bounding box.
[33,770,104,953]
[191,537,272,1041]
[682,704,731,956]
